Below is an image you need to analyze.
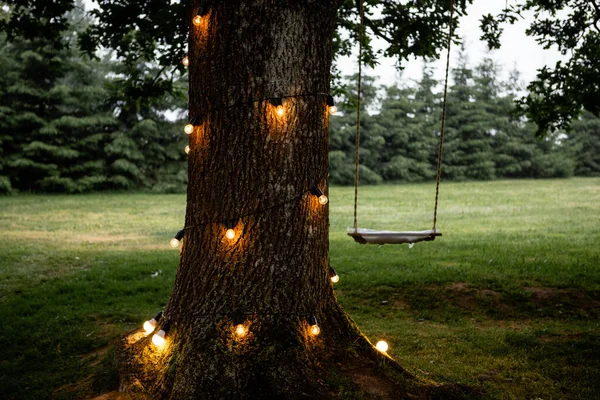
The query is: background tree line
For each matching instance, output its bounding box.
[0,5,189,195]
[330,47,600,185]
[1,11,598,194]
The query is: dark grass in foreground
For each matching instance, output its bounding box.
[0,178,598,399]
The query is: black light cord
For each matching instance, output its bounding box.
[187,92,335,122]
[181,179,328,232]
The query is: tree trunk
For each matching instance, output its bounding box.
[115,1,438,398]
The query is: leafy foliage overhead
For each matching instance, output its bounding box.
[2,0,469,103]
[480,0,600,135]
[2,0,599,136]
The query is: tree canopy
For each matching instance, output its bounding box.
[480,0,600,135]
[3,0,599,137]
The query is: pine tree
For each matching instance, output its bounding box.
[329,74,382,184]
[104,61,189,192]
[378,63,439,182]
[565,112,600,176]
[0,14,120,193]
[444,48,496,181]
[493,66,575,179]
[0,4,189,194]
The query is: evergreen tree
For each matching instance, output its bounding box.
[493,66,575,179]
[565,112,600,177]
[0,3,189,194]
[329,74,382,184]
[378,65,438,182]
[0,6,123,193]
[0,35,121,193]
[104,61,189,192]
[444,47,496,180]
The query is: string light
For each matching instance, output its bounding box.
[326,95,337,114]
[233,315,247,337]
[308,315,320,336]
[270,98,285,116]
[152,322,170,348]
[167,12,388,352]
[329,267,339,283]
[193,6,207,26]
[170,229,185,248]
[375,340,388,353]
[310,187,328,205]
[143,311,163,334]
[185,116,200,135]
[235,324,247,337]
[225,220,239,240]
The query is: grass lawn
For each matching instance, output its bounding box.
[1,178,599,399]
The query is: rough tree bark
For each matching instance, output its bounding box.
[115,1,451,398]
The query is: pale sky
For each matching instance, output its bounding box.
[337,0,565,88]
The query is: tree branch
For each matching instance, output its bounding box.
[588,0,600,32]
[363,15,394,44]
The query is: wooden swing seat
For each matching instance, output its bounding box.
[348,228,441,245]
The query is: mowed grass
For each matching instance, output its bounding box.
[1,178,599,399]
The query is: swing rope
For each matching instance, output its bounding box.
[433,0,454,232]
[352,0,364,232]
[351,0,454,235]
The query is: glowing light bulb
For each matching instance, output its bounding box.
[326,95,336,115]
[235,324,246,337]
[184,124,194,134]
[375,340,388,353]
[143,312,162,334]
[310,187,328,205]
[310,324,321,336]
[170,229,184,248]
[276,105,285,116]
[182,56,189,67]
[143,319,156,333]
[152,331,166,347]
[192,15,202,26]
[308,315,320,336]
[152,330,166,347]
[226,229,236,240]
[408,243,414,249]
[185,145,190,154]
[331,274,339,283]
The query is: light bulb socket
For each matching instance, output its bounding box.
[152,311,163,322]
[308,315,318,326]
[233,314,245,326]
[225,219,238,230]
[174,229,185,241]
[197,6,207,16]
[188,116,200,126]
[310,187,324,198]
[326,95,335,107]
[160,320,171,334]
[329,267,337,277]
[270,98,283,107]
